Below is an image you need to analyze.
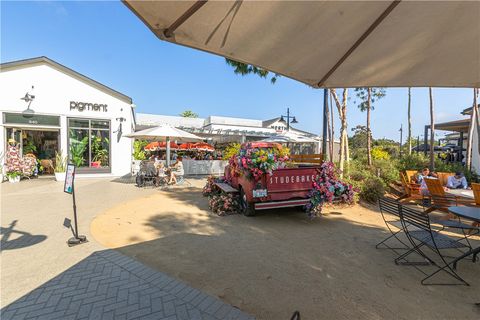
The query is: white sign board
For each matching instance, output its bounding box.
[64,164,75,194]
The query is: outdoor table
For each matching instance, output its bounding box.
[448,206,480,272]
[445,189,474,199]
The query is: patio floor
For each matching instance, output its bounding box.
[0,177,253,320]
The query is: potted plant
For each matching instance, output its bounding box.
[54,151,67,182]
[6,171,21,183]
[132,140,147,174]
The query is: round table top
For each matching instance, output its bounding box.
[448,206,480,223]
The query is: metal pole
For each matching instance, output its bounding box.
[166,136,171,167]
[399,124,403,157]
[287,108,290,131]
[322,88,328,160]
[417,135,420,154]
[459,131,464,163]
[72,178,78,238]
[424,125,429,156]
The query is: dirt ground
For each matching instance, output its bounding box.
[91,179,480,320]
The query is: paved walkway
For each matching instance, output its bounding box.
[2,250,252,320]
[1,177,253,320]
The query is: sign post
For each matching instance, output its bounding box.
[64,164,87,246]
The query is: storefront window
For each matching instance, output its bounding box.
[68,118,110,172]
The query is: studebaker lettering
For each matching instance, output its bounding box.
[269,174,320,185]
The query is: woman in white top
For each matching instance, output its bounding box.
[168,157,184,185]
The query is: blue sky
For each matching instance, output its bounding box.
[1,1,475,141]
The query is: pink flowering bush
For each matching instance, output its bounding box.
[202,176,240,216]
[305,162,357,218]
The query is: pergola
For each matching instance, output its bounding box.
[123,0,480,158]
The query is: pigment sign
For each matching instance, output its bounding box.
[70,101,108,112]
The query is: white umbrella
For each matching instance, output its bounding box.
[125,125,203,166]
[262,132,318,143]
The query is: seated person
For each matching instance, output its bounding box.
[417,167,438,195]
[446,171,468,189]
[168,157,184,185]
[155,161,167,184]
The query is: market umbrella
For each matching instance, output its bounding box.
[145,141,180,151]
[125,125,203,166]
[178,142,195,151]
[192,142,215,151]
[123,1,479,88]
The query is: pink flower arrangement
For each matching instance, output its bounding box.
[306,162,357,218]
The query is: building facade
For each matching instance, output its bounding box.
[0,57,135,177]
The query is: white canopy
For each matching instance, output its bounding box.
[124,1,479,88]
[263,131,319,143]
[125,125,203,142]
[125,125,203,166]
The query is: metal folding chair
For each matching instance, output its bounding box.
[376,197,410,253]
[395,205,471,286]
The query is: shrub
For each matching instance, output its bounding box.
[222,143,241,160]
[373,159,399,184]
[371,146,390,160]
[359,176,386,203]
[133,140,148,160]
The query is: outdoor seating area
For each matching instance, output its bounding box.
[377,197,479,286]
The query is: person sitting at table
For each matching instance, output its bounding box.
[168,156,184,185]
[155,161,167,185]
[446,171,468,189]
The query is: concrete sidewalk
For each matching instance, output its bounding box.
[1,177,253,320]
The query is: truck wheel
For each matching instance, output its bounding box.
[239,188,256,216]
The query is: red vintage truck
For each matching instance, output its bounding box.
[220,142,322,216]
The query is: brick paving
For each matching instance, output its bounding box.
[1,249,253,320]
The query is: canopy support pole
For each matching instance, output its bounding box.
[322,88,328,160]
[164,0,208,38]
[424,125,429,156]
[317,0,401,87]
[166,136,171,167]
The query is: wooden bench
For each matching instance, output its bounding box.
[290,154,323,165]
[214,182,238,193]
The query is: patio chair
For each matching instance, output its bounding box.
[437,172,454,186]
[405,170,418,183]
[424,178,475,213]
[398,172,423,203]
[376,197,410,253]
[471,183,480,205]
[395,205,470,285]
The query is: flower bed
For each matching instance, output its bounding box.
[203,176,240,216]
[305,162,357,218]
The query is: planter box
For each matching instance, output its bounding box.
[7,175,20,183]
[55,172,65,182]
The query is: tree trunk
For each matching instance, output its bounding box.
[466,88,478,170]
[331,88,348,178]
[407,87,412,155]
[329,92,335,161]
[429,88,435,170]
[367,88,372,166]
[326,97,332,161]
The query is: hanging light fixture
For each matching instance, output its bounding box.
[21,86,35,118]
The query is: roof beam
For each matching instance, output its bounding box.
[164,0,208,38]
[317,0,401,87]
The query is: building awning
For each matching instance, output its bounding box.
[123,1,480,88]
[427,118,470,133]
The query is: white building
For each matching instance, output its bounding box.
[136,113,339,158]
[0,57,135,177]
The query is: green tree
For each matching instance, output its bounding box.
[179,110,199,118]
[354,88,386,166]
[225,59,280,84]
[350,125,369,152]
